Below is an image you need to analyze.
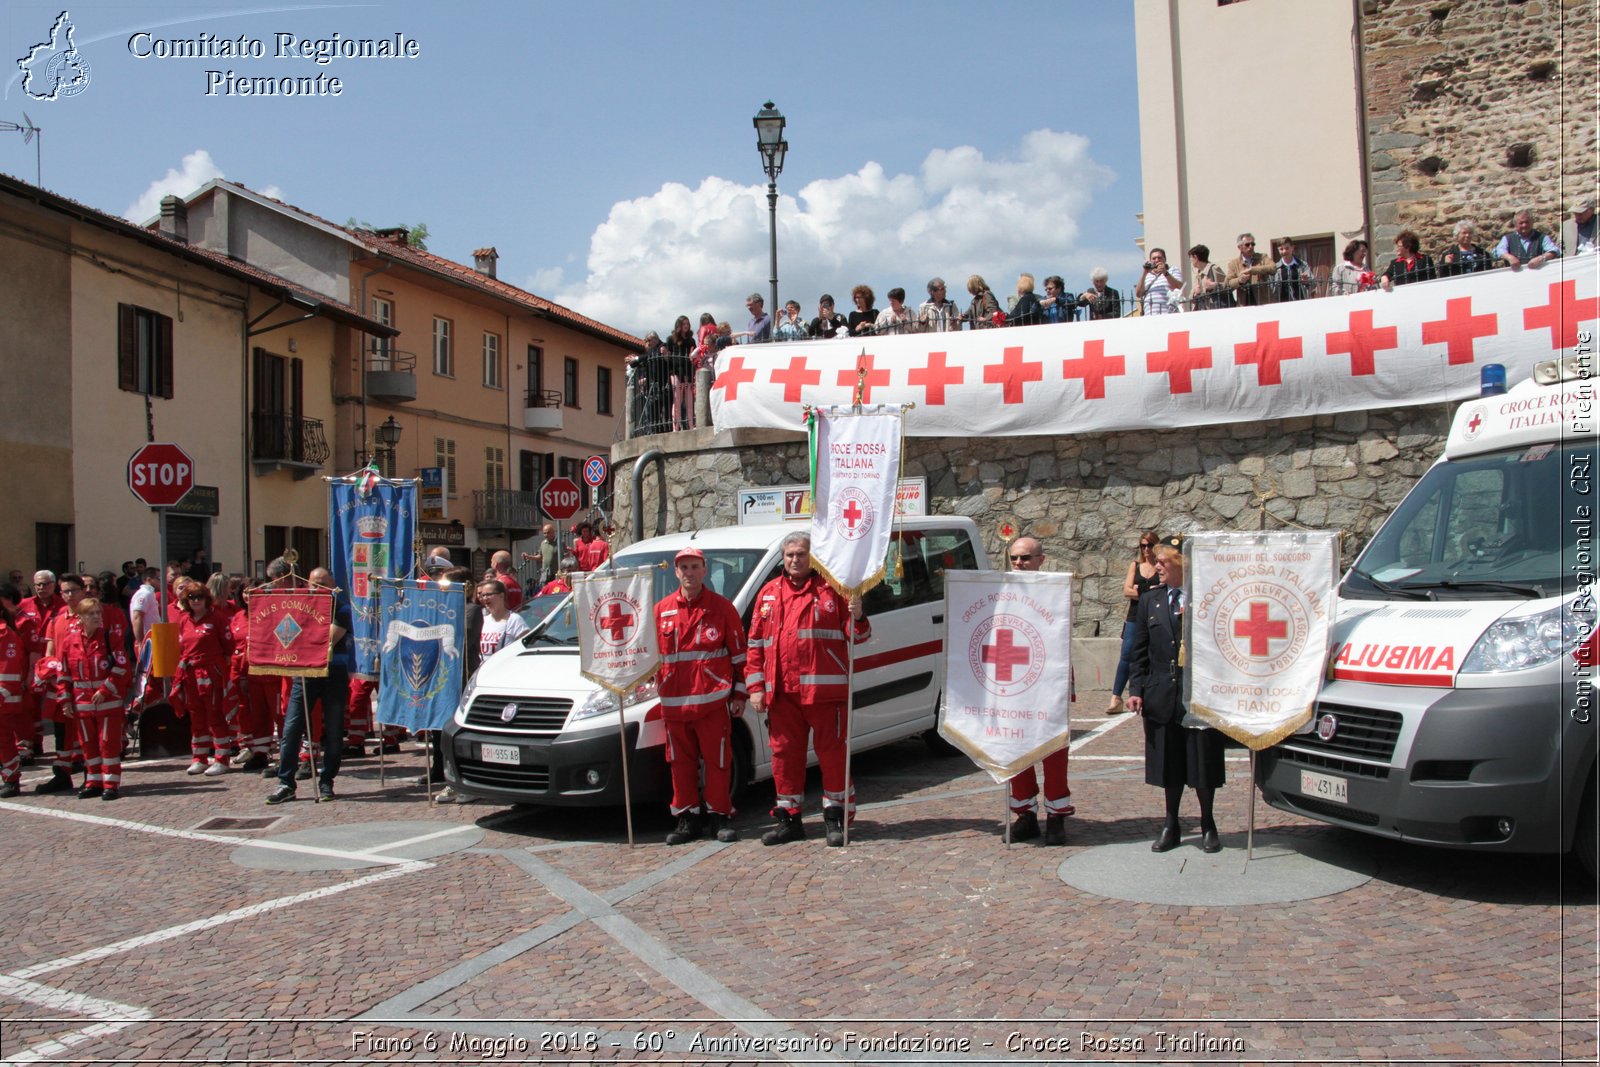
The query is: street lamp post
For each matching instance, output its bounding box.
[753,101,787,323]
[374,414,402,473]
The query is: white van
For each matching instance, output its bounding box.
[1259,356,1598,875]
[443,516,986,807]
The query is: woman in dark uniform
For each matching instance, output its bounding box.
[1126,541,1225,853]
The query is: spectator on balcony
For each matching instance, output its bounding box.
[875,288,917,335]
[1183,245,1228,311]
[774,300,808,342]
[693,312,718,371]
[1225,233,1275,307]
[1438,220,1493,277]
[665,315,697,432]
[572,522,610,573]
[917,278,963,332]
[1271,238,1316,302]
[847,284,878,336]
[1380,231,1436,291]
[1076,268,1121,320]
[808,294,847,339]
[1134,249,1183,316]
[732,294,771,344]
[1006,274,1044,326]
[1562,199,1596,256]
[627,331,669,435]
[714,322,734,362]
[1495,209,1561,270]
[966,275,1003,328]
[1039,275,1075,325]
[1330,240,1376,295]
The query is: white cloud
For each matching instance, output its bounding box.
[123,148,225,223]
[547,129,1137,339]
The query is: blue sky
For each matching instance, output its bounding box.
[2,1,1145,338]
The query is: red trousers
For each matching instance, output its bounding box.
[77,710,125,789]
[664,711,733,816]
[237,676,280,755]
[767,695,854,816]
[345,677,402,745]
[1009,749,1072,814]
[0,707,31,785]
[173,667,230,761]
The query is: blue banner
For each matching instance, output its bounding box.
[376,579,465,731]
[329,473,416,679]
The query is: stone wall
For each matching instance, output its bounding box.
[611,404,1454,636]
[1362,0,1597,254]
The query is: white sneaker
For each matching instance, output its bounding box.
[186,760,207,775]
[203,760,230,777]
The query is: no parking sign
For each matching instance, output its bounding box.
[582,455,608,487]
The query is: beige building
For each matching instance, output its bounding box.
[0,175,392,580]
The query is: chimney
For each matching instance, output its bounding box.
[473,247,498,278]
[374,226,410,246]
[159,195,188,244]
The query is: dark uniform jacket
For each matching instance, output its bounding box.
[1127,585,1185,726]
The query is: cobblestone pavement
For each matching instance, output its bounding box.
[0,693,1594,1066]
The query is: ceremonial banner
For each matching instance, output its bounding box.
[329,471,415,680]
[1185,531,1339,749]
[376,579,464,732]
[808,404,903,598]
[938,569,1074,781]
[246,587,336,677]
[574,565,660,695]
[711,265,1596,436]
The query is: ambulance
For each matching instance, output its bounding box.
[442,516,986,809]
[1259,355,1598,876]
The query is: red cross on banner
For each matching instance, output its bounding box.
[1234,320,1304,386]
[841,499,864,528]
[1232,600,1288,657]
[981,628,1031,682]
[908,351,964,405]
[1325,309,1399,377]
[1148,331,1213,394]
[1524,280,1600,349]
[712,355,757,400]
[771,355,821,403]
[838,353,891,404]
[983,346,1043,405]
[1062,339,1126,400]
[1421,296,1497,365]
[600,601,634,640]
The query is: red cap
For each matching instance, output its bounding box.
[674,546,705,563]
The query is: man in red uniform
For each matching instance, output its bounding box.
[34,573,87,792]
[572,522,610,572]
[1002,536,1075,845]
[0,582,35,797]
[57,598,129,799]
[653,546,748,845]
[17,569,64,771]
[745,531,870,847]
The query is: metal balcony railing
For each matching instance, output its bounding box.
[366,346,418,374]
[473,489,540,532]
[250,412,329,467]
[524,388,563,409]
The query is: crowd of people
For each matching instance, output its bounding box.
[624,200,1595,438]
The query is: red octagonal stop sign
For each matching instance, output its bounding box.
[128,443,195,507]
[540,476,582,521]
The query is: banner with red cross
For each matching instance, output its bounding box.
[807,404,904,599]
[938,569,1074,782]
[710,265,1597,435]
[1185,531,1340,749]
[574,565,661,695]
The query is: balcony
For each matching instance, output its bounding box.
[366,346,418,403]
[251,412,329,480]
[474,489,541,536]
[524,388,564,433]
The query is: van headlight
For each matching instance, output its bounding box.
[1461,604,1591,673]
[569,681,657,724]
[453,669,480,725]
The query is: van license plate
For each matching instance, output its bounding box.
[1300,769,1348,804]
[481,743,520,766]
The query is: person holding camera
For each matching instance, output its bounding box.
[1134,248,1183,316]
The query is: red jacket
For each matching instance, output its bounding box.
[177,610,232,672]
[0,618,29,711]
[653,587,747,721]
[745,574,870,705]
[17,594,63,657]
[573,537,610,572]
[228,608,251,683]
[56,626,128,714]
[496,571,524,610]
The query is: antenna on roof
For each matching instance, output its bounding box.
[0,113,42,185]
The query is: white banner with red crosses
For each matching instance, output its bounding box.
[939,569,1074,783]
[574,565,660,695]
[1184,531,1340,750]
[711,264,1597,435]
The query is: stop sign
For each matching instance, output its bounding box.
[540,476,582,521]
[128,443,195,507]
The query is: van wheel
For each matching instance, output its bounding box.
[923,696,963,758]
[1575,772,1598,883]
[729,723,754,808]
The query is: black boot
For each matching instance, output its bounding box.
[1043,814,1067,846]
[35,770,73,794]
[708,813,738,843]
[665,812,702,846]
[1006,810,1040,841]
[823,806,845,848]
[761,807,806,846]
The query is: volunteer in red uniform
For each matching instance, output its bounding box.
[489,551,524,611]
[745,531,870,847]
[1001,536,1076,845]
[17,570,64,774]
[56,598,129,800]
[653,546,748,845]
[572,523,610,572]
[227,579,275,772]
[173,582,235,775]
[35,573,89,793]
[0,583,35,797]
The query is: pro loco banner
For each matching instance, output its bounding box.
[245,587,336,677]
[375,578,464,732]
[938,569,1074,781]
[574,565,660,695]
[329,470,416,680]
[808,404,903,598]
[711,264,1596,436]
[1185,531,1339,749]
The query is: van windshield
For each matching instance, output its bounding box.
[1343,442,1587,601]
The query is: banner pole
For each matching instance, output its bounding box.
[616,692,635,848]
[841,634,855,848]
[1004,787,1012,847]
[425,733,434,804]
[1248,750,1257,861]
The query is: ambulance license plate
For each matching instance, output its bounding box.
[481,743,521,766]
[1299,769,1348,804]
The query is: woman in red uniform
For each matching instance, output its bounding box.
[57,598,129,799]
[173,582,234,776]
[227,579,275,772]
[0,583,36,798]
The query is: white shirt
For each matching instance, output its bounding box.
[479,612,530,662]
[129,583,157,631]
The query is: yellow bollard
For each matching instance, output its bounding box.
[149,621,179,678]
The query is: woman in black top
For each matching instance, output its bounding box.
[664,315,697,431]
[847,284,878,336]
[1106,531,1160,715]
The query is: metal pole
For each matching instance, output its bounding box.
[841,625,855,847]
[615,692,635,848]
[1248,750,1258,861]
[767,180,779,321]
